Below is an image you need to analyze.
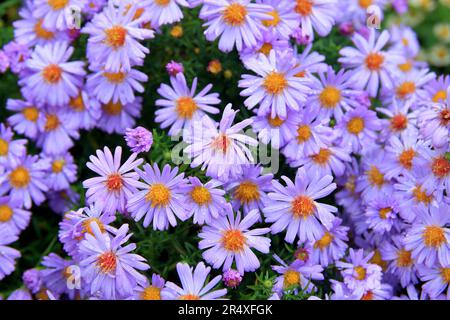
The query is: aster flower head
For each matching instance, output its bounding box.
[6,97,42,139]
[377,98,418,140]
[0,226,21,281]
[83,146,143,214]
[263,167,338,243]
[125,126,153,153]
[293,0,337,40]
[0,123,27,166]
[0,196,31,236]
[155,73,221,137]
[365,194,402,234]
[166,60,184,76]
[419,147,450,200]
[141,0,190,27]
[0,153,49,209]
[79,223,150,299]
[42,153,78,191]
[66,89,102,130]
[255,0,300,40]
[33,0,86,31]
[418,262,450,299]
[127,163,189,230]
[186,177,228,225]
[424,75,449,103]
[184,103,258,182]
[239,49,311,118]
[20,42,85,107]
[404,203,450,268]
[251,109,297,149]
[201,0,272,53]
[23,268,43,294]
[389,24,420,59]
[82,2,155,73]
[199,209,271,274]
[98,97,142,134]
[40,253,79,296]
[161,261,227,300]
[48,188,80,215]
[3,41,31,74]
[134,274,166,300]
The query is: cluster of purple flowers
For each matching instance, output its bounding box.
[1,0,449,301]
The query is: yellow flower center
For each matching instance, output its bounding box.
[223,3,247,26]
[47,0,68,10]
[359,0,372,9]
[283,270,300,288]
[263,10,281,27]
[396,249,412,267]
[222,229,246,252]
[141,286,161,300]
[431,157,450,178]
[176,96,197,119]
[103,101,123,116]
[413,185,433,204]
[263,72,288,95]
[295,0,313,16]
[0,139,9,156]
[296,125,312,143]
[105,25,127,48]
[365,52,384,71]
[398,148,416,170]
[103,71,126,84]
[191,186,212,206]
[0,205,13,222]
[155,0,171,6]
[234,181,260,204]
[267,115,285,127]
[97,251,117,274]
[258,43,273,56]
[82,217,105,236]
[398,61,413,72]
[146,183,171,207]
[366,166,384,188]
[441,268,450,284]
[34,19,54,39]
[345,175,356,194]
[69,94,85,111]
[106,173,123,191]
[52,159,65,173]
[347,117,365,134]
[396,81,416,99]
[180,294,200,300]
[390,114,408,132]
[314,232,334,249]
[9,166,30,188]
[22,107,39,122]
[291,195,315,218]
[170,25,183,38]
[319,86,341,108]
[432,90,447,103]
[379,207,392,219]
[354,266,366,280]
[423,225,446,247]
[311,148,332,165]
[45,114,60,131]
[370,249,387,271]
[42,64,62,84]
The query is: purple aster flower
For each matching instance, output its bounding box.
[161,261,227,300]
[0,226,21,281]
[86,66,147,105]
[335,106,382,154]
[124,126,153,153]
[23,268,43,294]
[239,49,311,118]
[133,274,166,300]
[378,99,418,141]
[127,163,189,230]
[404,203,450,267]
[0,50,10,72]
[79,223,150,300]
[42,153,77,191]
[155,73,221,137]
[306,67,365,122]
[255,0,300,40]
[293,0,337,40]
[389,25,420,59]
[239,30,291,62]
[271,254,323,294]
[7,289,32,300]
[6,97,42,139]
[380,235,418,288]
[184,104,258,182]
[0,196,31,235]
[48,188,80,215]
[166,60,184,76]
[418,262,450,299]
[364,194,402,234]
[336,249,383,297]
[200,0,271,53]
[335,159,363,214]
[424,75,449,103]
[310,217,349,267]
[20,42,85,107]
[339,29,403,97]
[33,0,86,31]
[0,154,49,209]
[251,109,297,149]
[0,123,27,166]
[36,108,80,155]
[281,111,334,161]
[66,89,102,130]
[83,146,143,214]
[358,284,393,301]
[40,253,79,296]
[186,176,228,225]
[223,269,242,288]
[225,164,273,215]
[97,97,142,134]
[199,209,271,274]
[3,41,31,74]
[418,147,449,200]
[263,167,337,243]
[141,0,190,27]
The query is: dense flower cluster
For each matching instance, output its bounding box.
[0,0,449,300]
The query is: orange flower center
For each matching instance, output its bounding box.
[105,25,127,48]
[263,10,281,27]
[347,117,365,134]
[52,159,65,173]
[69,94,85,111]
[396,249,412,267]
[398,61,412,72]
[22,107,39,122]
[47,0,68,10]
[234,181,260,204]
[354,266,366,280]
[440,109,450,126]
[358,0,372,9]
[222,229,246,252]
[211,134,230,154]
[314,231,334,249]
[296,125,312,143]
[311,148,332,165]
[361,291,374,300]
[34,19,54,39]
[141,286,161,300]
[103,71,126,84]
[432,90,447,103]
[345,175,356,194]
[398,148,416,170]
[223,3,247,26]
[413,185,433,204]
[0,139,8,156]
[268,115,285,127]
[176,96,197,119]
[423,225,446,247]
[258,43,273,56]
[155,0,170,6]
[291,195,315,218]
[82,217,105,236]
[42,64,62,84]
[103,101,123,115]
[180,294,200,300]
[9,167,30,188]
[390,113,408,131]
[97,251,117,274]
[365,52,384,71]
[0,205,13,222]
[441,268,450,284]
[191,186,212,206]
[367,166,385,187]
[431,157,450,178]
[319,86,341,108]
[263,72,288,95]
[45,114,60,131]
[379,207,392,219]
[396,81,416,99]
[295,0,313,16]
[146,183,171,207]
[106,173,123,191]
[283,270,300,288]
[370,249,387,270]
